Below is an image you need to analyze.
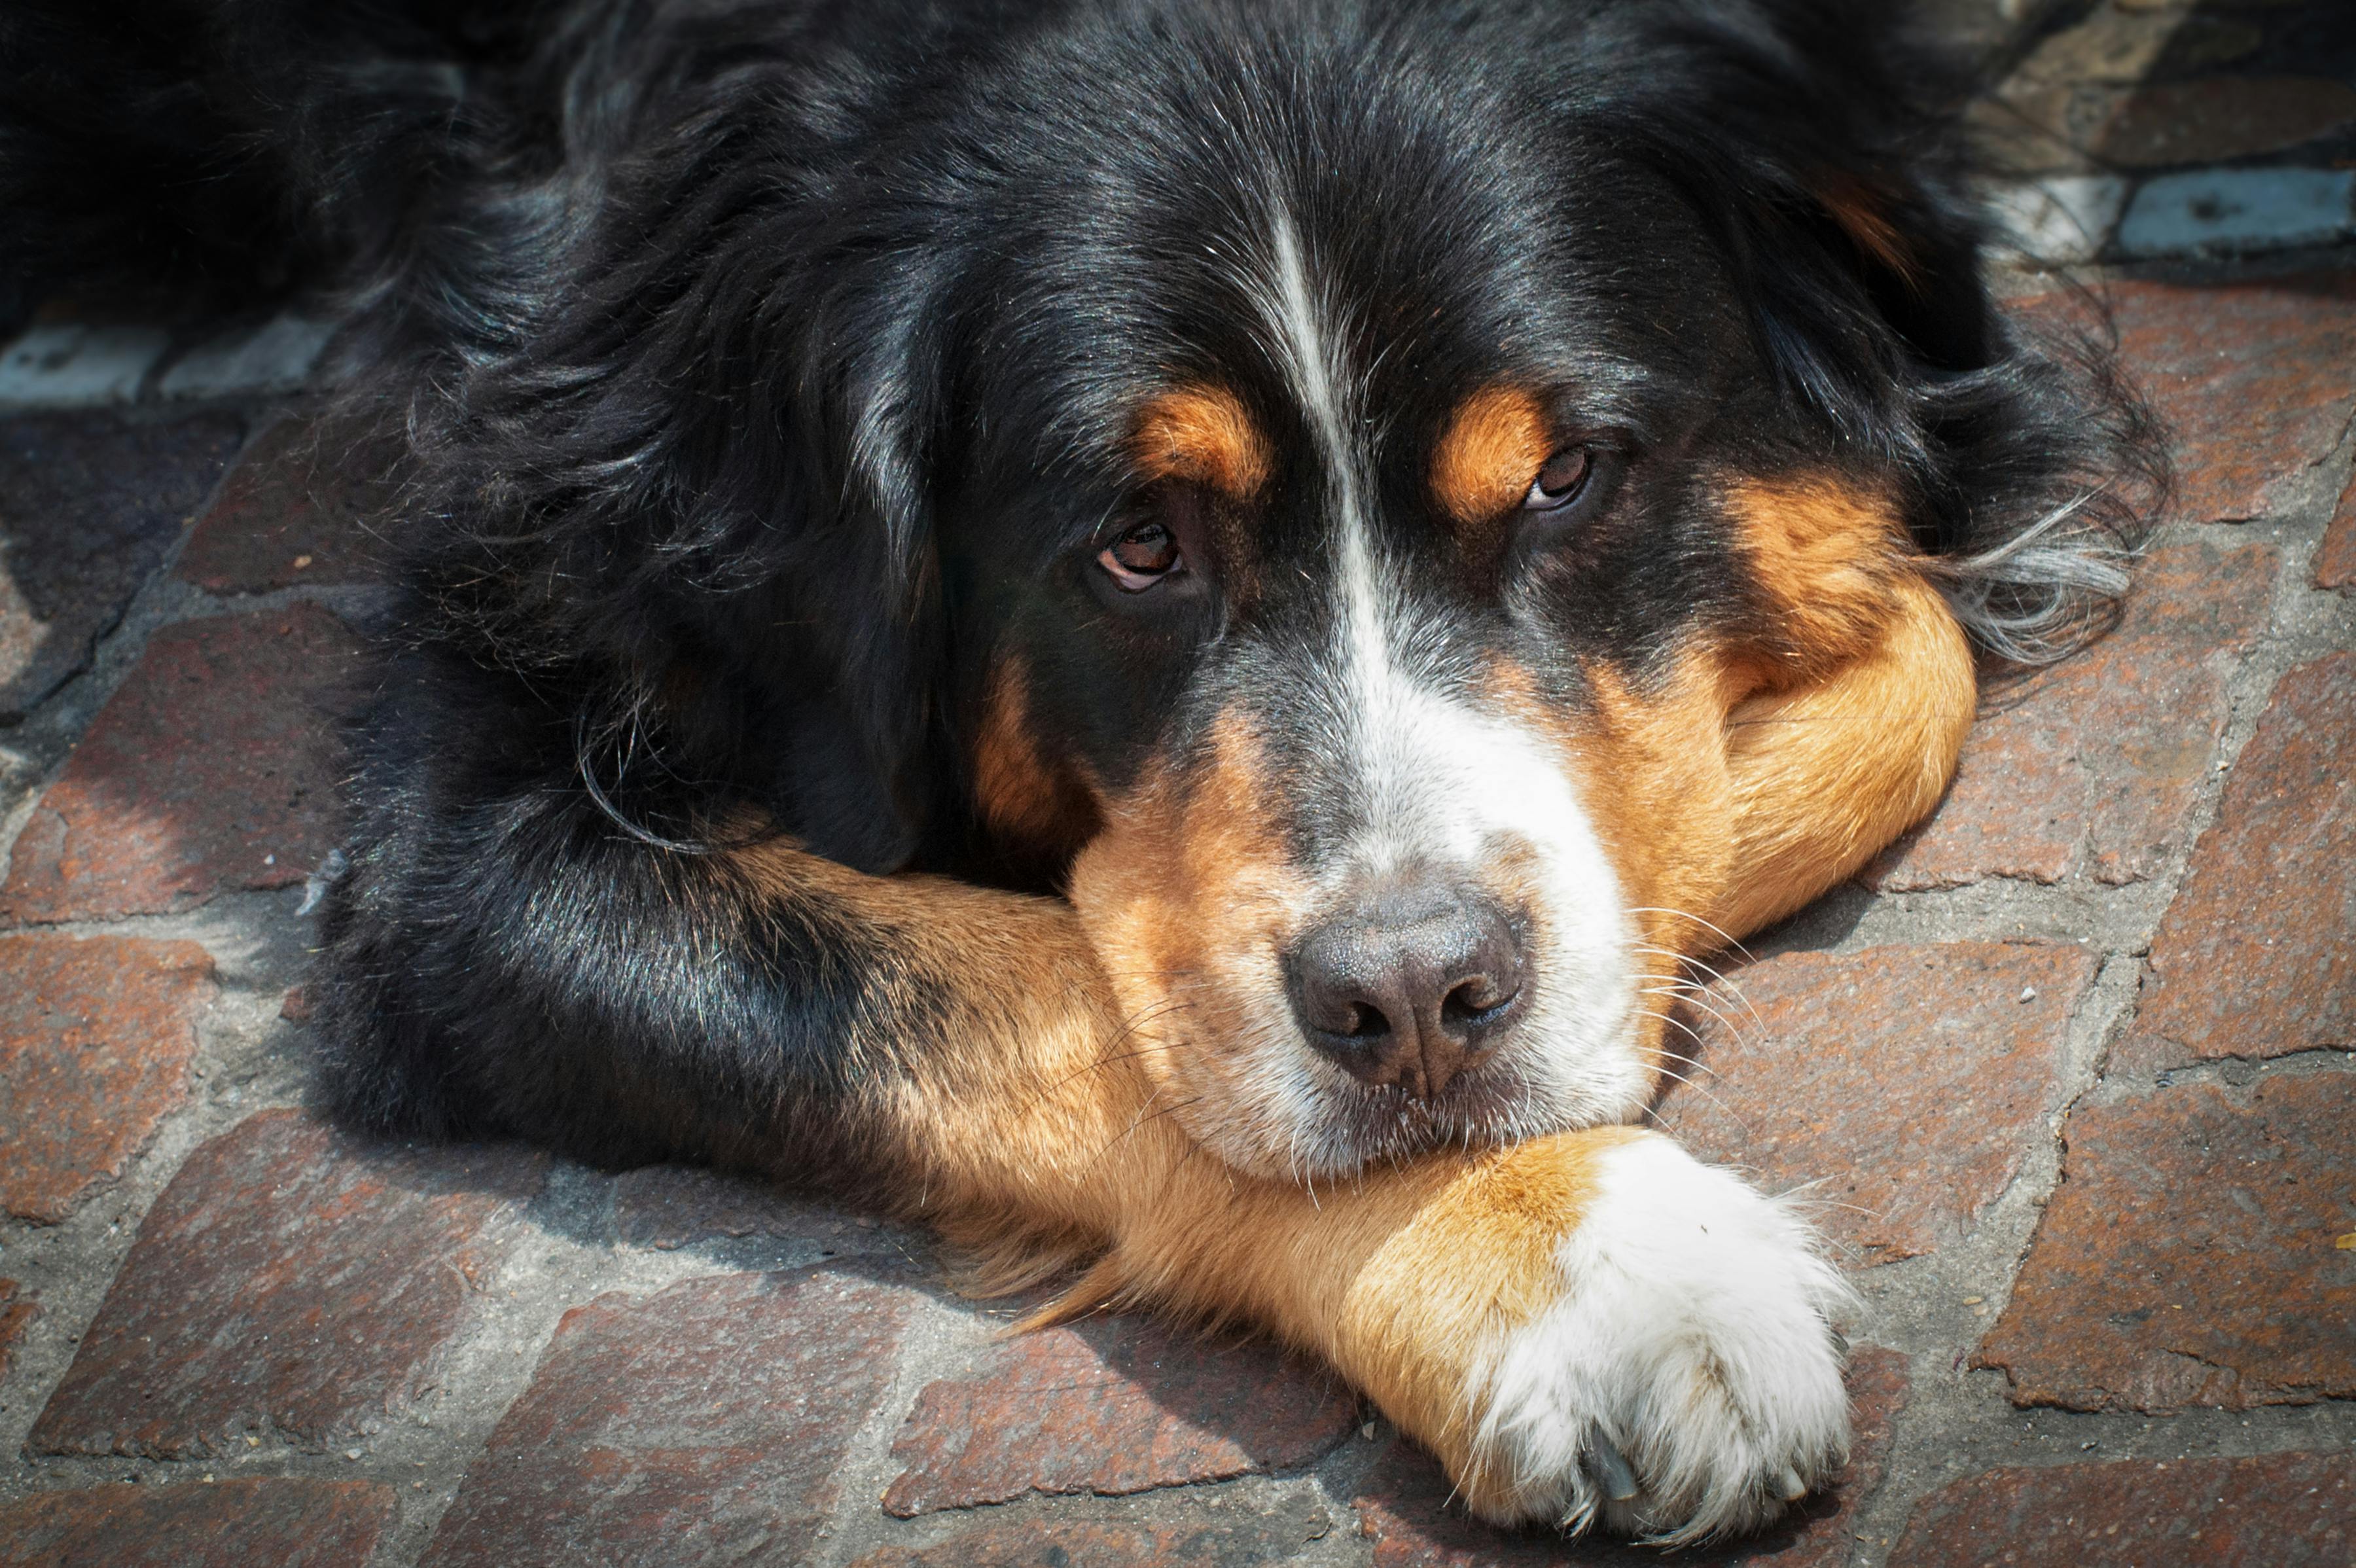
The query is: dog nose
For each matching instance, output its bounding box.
[1285,887,1526,1097]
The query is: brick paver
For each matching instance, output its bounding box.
[1351,1350,1908,1568]
[609,1163,898,1255]
[419,1268,918,1568]
[1868,540,2275,890]
[2319,469,2356,590]
[29,1109,545,1457]
[176,414,392,593]
[0,412,243,721]
[1885,1452,2355,1568]
[0,935,214,1223]
[1976,1075,2356,1412]
[2107,273,2356,525]
[0,1479,397,1568]
[885,1314,1358,1516]
[2118,654,2356,1075]
[0,1281,32,1380]
[1658,943,2096,1263]
[0,606,363,922]
[850,1503,1342,1567]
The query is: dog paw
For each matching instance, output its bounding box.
[1466,1135,1855,1542]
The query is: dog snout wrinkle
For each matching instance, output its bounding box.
[1287,887,1525,1098]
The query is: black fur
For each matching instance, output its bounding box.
[3,0,2158,1179]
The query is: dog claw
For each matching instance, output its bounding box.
[1586,1435,1641,1502]
[1774,1465,1808,1501]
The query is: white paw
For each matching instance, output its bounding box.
[1469,1135,1855,1542]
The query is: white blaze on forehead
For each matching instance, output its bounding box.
[1241,201,1642,1137]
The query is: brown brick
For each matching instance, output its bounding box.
[611,1163,895,1254]
[1869,541,2274,891]
[2319,469,2356,592]
[419,1268,916,1568]
[2106,274,2356,526]
[0,1479,396,1568]
[0,935,215,1222]
[1976,1075,2356,1412]
[0,606,363,923]
[0,1279,34,1380]
[1657,944,2096,1263]
[1351,1349,1908,1568]
[29,1108,544,1457]
[851,1503,1341,1568]
[2120,655,2355,1075]
[0,412,243,722]
[176,415,396,593]
[1885,1451,2353,1568]
[884,1315,1358,1516]
[2092,76,2356,169]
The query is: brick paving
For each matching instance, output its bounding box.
[3,4,2354,1564]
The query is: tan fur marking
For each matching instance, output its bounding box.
[970,654,1102,862]
[1133,386,1272,498]
[1724,475,1911,686]
[1715,573,1975,936]
[1070,711,1321,1162]
[1433,386,1552,526]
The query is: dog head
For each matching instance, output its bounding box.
[429,1,2147,1179]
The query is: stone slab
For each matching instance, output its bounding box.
[0,934,215,1223]
[0,605,363,922]
[1976,1075,2356,1412]
[851,1501,1342,1568]
[2093,77,2356,169]
[2120,654,2355,1074]
[1658,944,2096,1264]
[0,1480,397,1568]
[0,325,170,411]
[1886,1451,2353,1568]
[885,1314,1359,1516]
[1869,541,2273,891]
[419,1268,917,1568]
[610,1164,895,1255]
[2319,469,2356,592]
[176,414,395,593]
[0,410,243,720]
[2116,168,2356,259]
[29,1108,545,1457]
[2105,273,2356,526]
[0,1278,34,1380]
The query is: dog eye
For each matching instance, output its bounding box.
[1522,448,1593,512]
[1098,521,1184,591]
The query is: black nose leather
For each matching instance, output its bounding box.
[1286,887,1525,1097]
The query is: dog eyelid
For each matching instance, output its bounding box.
[1522,448,1593,512]
[1098,521,1184,592]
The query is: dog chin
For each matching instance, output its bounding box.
[1185,1035,1658,1183]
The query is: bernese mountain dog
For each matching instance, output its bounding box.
[1,0,2156,1541]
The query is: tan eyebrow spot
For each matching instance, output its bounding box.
[1433,386,1552,526]
[1132,387,1272,499]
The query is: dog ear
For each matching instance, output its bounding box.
[687,255,959,875]
[394,173,962,876]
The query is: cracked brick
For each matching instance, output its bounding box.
[885,1313,1357,1516]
